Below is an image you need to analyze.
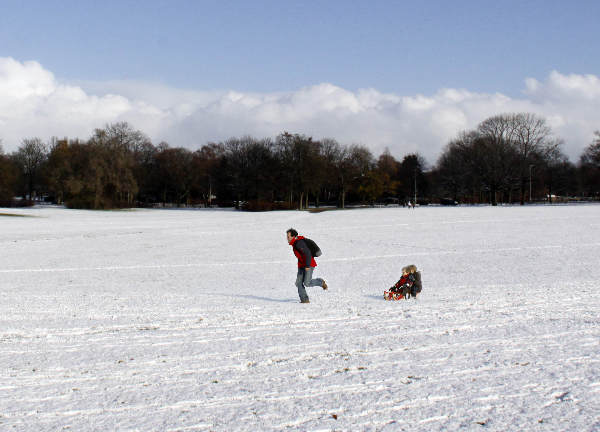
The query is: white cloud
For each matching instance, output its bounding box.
[1,56,598,163]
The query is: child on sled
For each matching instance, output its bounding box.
[384,264,422,300]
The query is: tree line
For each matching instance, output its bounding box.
[0,113,599,210]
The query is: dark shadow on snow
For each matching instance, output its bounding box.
[213,293,298,303]
[365,294,387,301]
[237,295,298,303]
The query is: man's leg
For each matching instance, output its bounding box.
[295,268,309,302]
[303,267,325,289]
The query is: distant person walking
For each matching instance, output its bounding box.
[286,228,328,303]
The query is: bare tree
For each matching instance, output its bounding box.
[0,140,18,203]
[46,138,75,204]
[579,131,600,198]
[477,116,520,205]
[436,135,474,202]
[541,145,575,203]
[103,122,151,153]
[87,124,141,208]
[241,137,276,203]
[192,143,223,206]
[320,138,348,207]
[376,148,401,201]
[510,113,557,204]
[273,132,320,209]
[398,153,428,205]
[346,144,375,205]
[580,131,600,167]
[16,137,48,200]
[155,146,194,206]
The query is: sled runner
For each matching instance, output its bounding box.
[383,290,405,301]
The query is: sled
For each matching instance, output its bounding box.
[383,290,405,301]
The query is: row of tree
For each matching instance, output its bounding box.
[436,113,600,205]
[0,113,599,209]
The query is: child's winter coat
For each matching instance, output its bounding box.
[411,271,422,297]
[391,274,412,293]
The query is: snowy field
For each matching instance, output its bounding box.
[1,205,599,432]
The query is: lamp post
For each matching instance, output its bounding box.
[529,164,535,203]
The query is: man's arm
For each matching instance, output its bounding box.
[295,239,313,268]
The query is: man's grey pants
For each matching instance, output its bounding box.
[295,267,324,302]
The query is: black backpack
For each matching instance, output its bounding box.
[303,238,322,257]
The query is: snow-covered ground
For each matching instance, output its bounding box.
[1,205,599,431]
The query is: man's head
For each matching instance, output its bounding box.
[286,228,298,243]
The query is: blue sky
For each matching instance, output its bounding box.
[1,0,599,160]
[3,0,598,95]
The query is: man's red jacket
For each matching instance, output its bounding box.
[289,236,317,268]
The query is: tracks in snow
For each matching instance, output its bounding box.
[1,296,598,431]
